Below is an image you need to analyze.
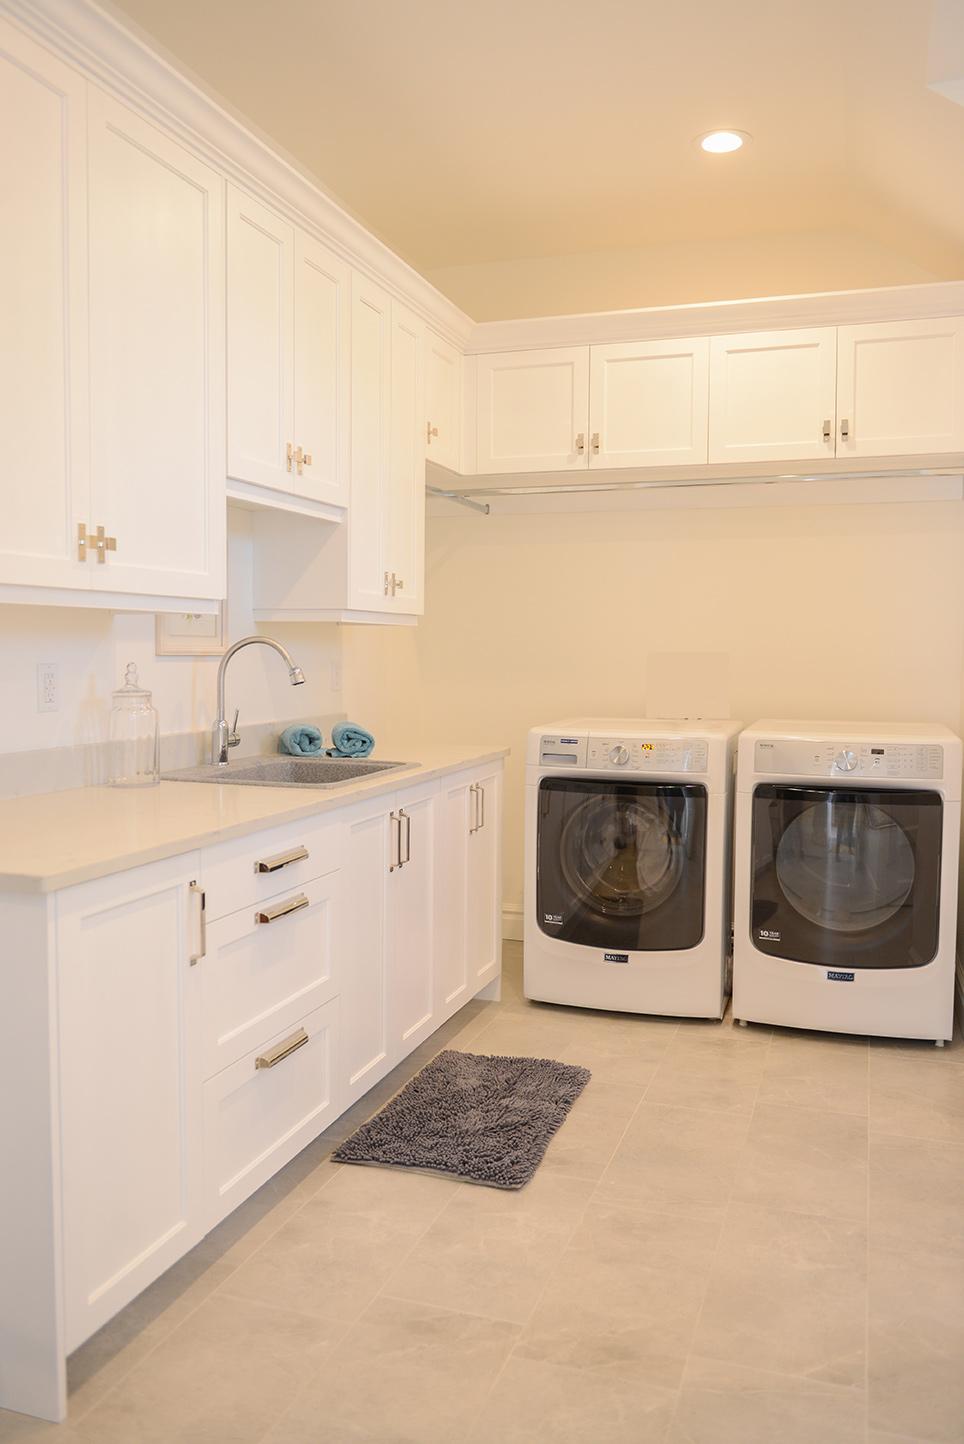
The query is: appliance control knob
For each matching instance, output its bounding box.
[835,749,858,772]
[609,745,630,765]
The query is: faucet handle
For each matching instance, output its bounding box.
[229,708,241,746]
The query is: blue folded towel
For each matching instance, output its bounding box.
[326,722,374,758]
[279,724,323,756]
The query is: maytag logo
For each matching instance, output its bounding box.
[559,737,579,745]
[604,952,630,965]
[827,970,855,982]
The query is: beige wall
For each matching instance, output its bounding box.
[427,229,946,321]
[345,497,964,918]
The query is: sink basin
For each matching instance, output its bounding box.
[164,757,410,788]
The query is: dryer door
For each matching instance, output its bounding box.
[536,777,707,950]
[751,785,943,968]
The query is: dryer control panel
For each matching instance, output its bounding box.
[754,739,944,780]
[587,737,710,773]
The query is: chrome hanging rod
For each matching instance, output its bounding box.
[425,484,490,514]
[426,464,963,505]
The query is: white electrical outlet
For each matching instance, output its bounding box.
[37,662,59,713]
[330,660,343,693]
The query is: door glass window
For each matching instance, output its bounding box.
[775,797,915,933]
[560,793,687,918]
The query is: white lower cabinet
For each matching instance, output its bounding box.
[387,779,438,1055]
[56,853,204,1351]
[204,997,340,1226]
[436,765,502,1018]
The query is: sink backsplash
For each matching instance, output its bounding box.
[0,714,347,800]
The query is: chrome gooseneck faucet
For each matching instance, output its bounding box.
[212,635,306,765]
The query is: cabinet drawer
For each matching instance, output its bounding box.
[202,871,341,1077]
[202,813,342,920]
[203,998,340,1227]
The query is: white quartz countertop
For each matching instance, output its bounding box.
[0,743,509,894]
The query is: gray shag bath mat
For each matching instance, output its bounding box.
[332,1048,591,1189]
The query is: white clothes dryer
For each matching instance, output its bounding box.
[524,718,742,1018]
[733,720,962,1043]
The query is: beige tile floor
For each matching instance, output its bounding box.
[3,942,964,1443]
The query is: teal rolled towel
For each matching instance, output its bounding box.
[279,724,323,756]
[326,722,374,758]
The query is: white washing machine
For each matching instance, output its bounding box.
[733,720,962,1043]
[524,718,742,1018]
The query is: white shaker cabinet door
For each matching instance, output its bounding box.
[87,91,226,599]
[292,231,351,507]
[475,348,590,473]
[341,796,394,1106]
[434,771,473,1020]
[348,271,392,611]
[0,19,90,590]
[589,338,709,468]
[425,329,462,472]
[57,854,203,1351]
[708,328,837,463]
[226,186,294,493]
[385,301,426,614]
[836,317,964,457]
[466,767,502,992]
[387,780,438,1055]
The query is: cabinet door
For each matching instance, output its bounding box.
[292,232,350,507]
[385,301,426,614]
[589,338,709,468]
[342,796,393,1105]
[0,19,89,590]
[836,317,964,457]
[57,854,203,1350]
[425,330,462,472]
[435,772,472,1020]
[708,328,836,463]
[87,91,226,599]
[467,768,502,991]
[348,272,392,611]
[226,186,294,493]
[388,781,438,1055]
[476,348,590,474]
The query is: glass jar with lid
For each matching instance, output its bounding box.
[108,663,159,787]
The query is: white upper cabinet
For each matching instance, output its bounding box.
[708,328,837,463]
[292,231,351,507]
[475,348,590,473]
[87,90,225,599]
[348,271,393,610]
[386,301,426,614]
[425,330,462,472]
[226,185,350,512]
[589,338,709,469]
[836,317,964,457]
[0,19,89,591]
[226,187,294,495]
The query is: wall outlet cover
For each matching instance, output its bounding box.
[37,662,59,713]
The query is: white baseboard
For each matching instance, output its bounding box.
[502,905,523,942]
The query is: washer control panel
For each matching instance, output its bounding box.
[754,738,944,780]
[587,736,709,773]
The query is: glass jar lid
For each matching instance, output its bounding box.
[112,661,153,704]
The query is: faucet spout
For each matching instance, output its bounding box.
[212,635,307,765]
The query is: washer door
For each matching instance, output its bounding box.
[751,785,943,969]
[537,777,707,951]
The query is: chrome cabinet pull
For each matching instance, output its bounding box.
[394,575,405,592]
[822,418,832,442]
[591,432,600,455]
[189,881,206,964]
[389,810,402,872]
[478,783,485,830]
[469,782,480,833]
[286,441,294,473]
[427,421,438,445]
[254,893,309,925]
[840,418,850,441]
[255,1026,309,1070]
[400,808,412,865]
[254,845,309,874]
[575,432,585,454]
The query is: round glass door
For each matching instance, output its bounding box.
[775,797,916,934]
[559,793,687,917]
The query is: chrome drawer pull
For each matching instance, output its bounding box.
[189,881,206,965]
[255,893,309,925]
[255,1027,309,1070]
[254,845,309,874]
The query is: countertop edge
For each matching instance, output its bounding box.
[0,747,510,896]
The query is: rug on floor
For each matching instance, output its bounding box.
[331,1048,592,1189]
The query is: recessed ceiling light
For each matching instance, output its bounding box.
[698,130,750,154]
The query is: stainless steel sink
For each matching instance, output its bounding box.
[164,756,410,788]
